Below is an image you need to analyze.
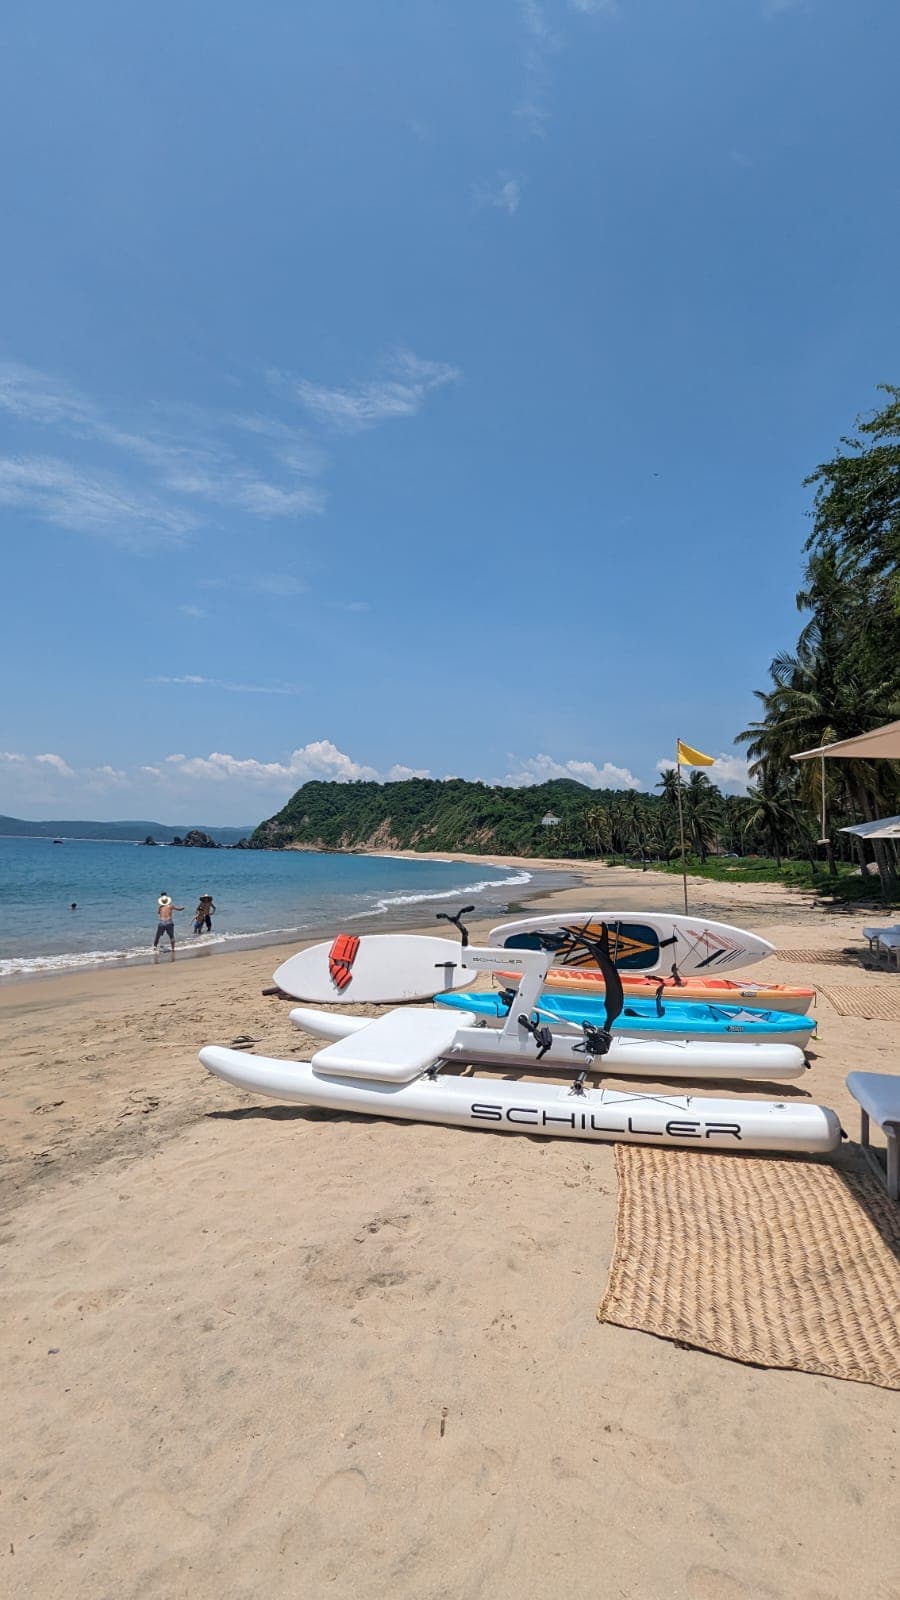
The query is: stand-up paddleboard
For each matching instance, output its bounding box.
[288,1003,808,1081]
[199,1044,841,1155]
[272,934,473,1004]
[434,989,815,1050]
[489,912,774,976]
[499,969,816,1015]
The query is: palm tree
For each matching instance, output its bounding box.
[583,804,611,859]
[737,613,900,885]
[681,771,722,863]
[742,772,796,867]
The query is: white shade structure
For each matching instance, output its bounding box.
[840,815,900,841]
[792,719,900,762]
[791,718,900,848]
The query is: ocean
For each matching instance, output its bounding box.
[0,837,576,979]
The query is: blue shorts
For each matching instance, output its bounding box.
[156,921,174,939]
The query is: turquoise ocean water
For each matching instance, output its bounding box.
[0,837,575,978]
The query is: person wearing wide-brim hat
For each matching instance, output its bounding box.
[154,892,184,952]
[193,892,217,936]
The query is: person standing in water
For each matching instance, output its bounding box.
[153,893,184,951]
[193,893,216,935]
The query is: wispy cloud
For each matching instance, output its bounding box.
[0,456,197,545]
[200,572,308,598]
[0,352,460,551]
[569,0,618,15]
[761,0,806,16]
[0,360,326,544]
[474,174,523,216]
[149,675,303,696]
[515,0,556,137]
[272,348,460,435]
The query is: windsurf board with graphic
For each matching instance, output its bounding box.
[487,912,773,976]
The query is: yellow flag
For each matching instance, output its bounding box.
[677,739,714,767]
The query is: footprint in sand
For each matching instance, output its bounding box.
[311,1466,370,1516]
[686,1566,782,1600]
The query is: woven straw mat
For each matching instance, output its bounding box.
[599,1146,900,1389]
[774,948,860,965]
[816,983,900,1021]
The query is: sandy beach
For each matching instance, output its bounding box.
[2,859,899,1600]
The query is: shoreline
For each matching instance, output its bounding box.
[0,851,584,989]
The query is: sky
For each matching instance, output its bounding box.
[1,0,898,824]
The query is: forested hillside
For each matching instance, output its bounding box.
[253,777,600,856]
[251,771,860,868]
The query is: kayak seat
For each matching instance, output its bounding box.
[311,1007,475,1084]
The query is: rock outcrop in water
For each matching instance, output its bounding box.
[170,830,221,849]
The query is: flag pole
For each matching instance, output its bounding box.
[675,741,689,914]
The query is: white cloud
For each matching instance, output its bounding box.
[149,675,303,696]
[179,604,206,618]
[474,175,523,216]
[33,752,76,777]
[569,0,618,14]
[655,753,751,793]
[274,348,460,434]
[709,754,752,792]
[0,750,127,807]
[0,456,197,545]
[504,754,644,790]
[387,764,432,780]
[162,740,379,787]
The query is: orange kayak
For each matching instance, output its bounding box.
[497,967,815,1015]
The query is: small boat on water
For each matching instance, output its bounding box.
[434,987,815,1050]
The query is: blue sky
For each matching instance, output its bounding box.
[1,0,898,824]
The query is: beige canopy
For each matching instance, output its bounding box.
[792,719,900,762]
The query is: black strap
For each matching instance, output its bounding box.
[517,1013,553,1061]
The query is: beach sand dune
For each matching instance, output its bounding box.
[2,865,899,1599]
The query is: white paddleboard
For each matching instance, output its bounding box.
[272,933,474,1004]
[199,1046,841,1155]
[489,911,774,977]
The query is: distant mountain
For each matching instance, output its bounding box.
[0,816,253,846]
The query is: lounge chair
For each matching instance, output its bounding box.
[846,1072,900,1200]
[875,930,900,969]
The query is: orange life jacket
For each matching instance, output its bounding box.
[329,933,360,991]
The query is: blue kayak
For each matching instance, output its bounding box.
[435,988,815,1048]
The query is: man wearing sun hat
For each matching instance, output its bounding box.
[153,892,184,951]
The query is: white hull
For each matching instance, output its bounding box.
[199,1046,841,1155]
[289,1006,808,1081]
[273,933,473,1004]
